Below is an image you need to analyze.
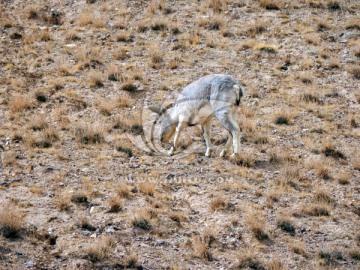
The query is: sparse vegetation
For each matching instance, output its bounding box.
[0,204,24,239]
[277,217,295,236]
[84,236,114,262]
[1,1,359,269]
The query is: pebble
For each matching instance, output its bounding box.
[65,44,76,48]
[105,226,115,233]
[26,261,34,267]
[15,250,25,255]
[155,240,166,246]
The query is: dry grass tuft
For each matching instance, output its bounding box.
[77,216,96,231]
[138,182,155,196]
[124,254,140,268]
[321,138,346,160]
[120,80,138,92]
[0,204,24,239]
[335,170,350,185]
[88,71,104,88]
[245,211,269,241]
[207,0,228,13]
[209,197,227,211]
[231,150,256,167]
[259,0,282,10]
[277,216,295,236]
[301,203,331,216]
[117,183,132,198]
[116,91,133,107]
[74,123,105,144]
[352,156,360,171]
[314,189,334,205]
[132,209,152,230]
[85,236,115,262]
[2,151,17,167]
[107,196,123,213]
[29,114,47,131]
[192,236,212,261]
[236,248,265,269]
[307,157,330,179]
[289,241,307,257]
[253,42,278,53]
[107,65,122,82]
[348,66,360,79]
[8,95,31,113]
[148,46,164,69]
[318,250,344,266]
[53,193,71,211]
[273,110,293,125]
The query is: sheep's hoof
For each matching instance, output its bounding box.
[219,150,226,157]
[230,153,240,160]
[205,148,212,157]
[168,147,174,156]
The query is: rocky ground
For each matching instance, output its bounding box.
[0,0,360,269]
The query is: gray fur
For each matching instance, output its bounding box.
[150,74,244,157]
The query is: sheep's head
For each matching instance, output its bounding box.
[147,105,176,143]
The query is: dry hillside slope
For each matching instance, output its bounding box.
[0,0,360,269]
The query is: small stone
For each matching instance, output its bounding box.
[155,240,166,246]
[65,44,76,48]
[11,178,22,183]
[105,226,115,233]
[15,250,25,255]
[90,233,97,238]
[26,261,34,267]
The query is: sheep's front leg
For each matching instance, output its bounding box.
[217,112,241,158]
[202,121,212,157]
[220,133,232,157]
[168,121,187,156]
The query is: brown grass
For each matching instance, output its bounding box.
[117,91,133,107]
[301,203,331,216]
[74,123,105,144]
[335,170,351,185]
[259,0,283,10]
[2,151,17,167]
[192,236,212,261]
[107,196,123,213]
[84,236,114,262]
[138,182,156,196]
[236,248,265,269]
[209,196,227,211]
[0,204,24,238]
[348,66,360,79]
[207,0,228,13]
[244,211,269,241]
[117,183,132,198]
[132,209,152,230]
[88,71,104,88]
[8,95,31,113]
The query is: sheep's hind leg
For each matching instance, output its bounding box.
[202,121,213,157]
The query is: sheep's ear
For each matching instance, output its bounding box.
[146,105,165,115]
